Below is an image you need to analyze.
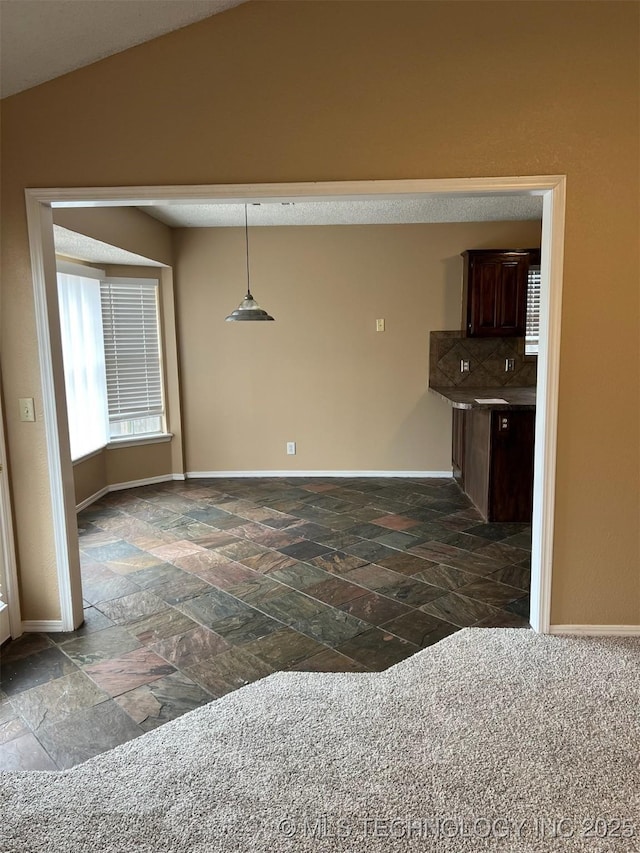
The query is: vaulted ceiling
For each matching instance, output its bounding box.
[5,0,543,264]
[0,0,247,98]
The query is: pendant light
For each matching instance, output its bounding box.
[225,204,275,321]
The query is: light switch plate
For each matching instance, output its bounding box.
[376,319,385,332]
[19,398,35,422]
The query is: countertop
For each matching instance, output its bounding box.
[429,386,536,410]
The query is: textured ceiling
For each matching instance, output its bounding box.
[142,196,544,228]
[0,0,246,98]
[54,226,165,267]
[54,196,543,265]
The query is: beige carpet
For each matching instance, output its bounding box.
[1,628,639,852]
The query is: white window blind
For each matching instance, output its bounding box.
[525,265,541,355]
[57,272,109,460]
[100,279,164,433]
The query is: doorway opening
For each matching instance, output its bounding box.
[24,176,566,635]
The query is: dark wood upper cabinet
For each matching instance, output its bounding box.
[462,249,533,337]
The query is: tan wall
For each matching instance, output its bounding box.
[73,443,174,509]
[54,207,172,266]
[73,451,107,507]
[175,221,542,472]
[104,442,173,486]
[1,1,638,625]
[56,255,104,272]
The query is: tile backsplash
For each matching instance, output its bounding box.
[429,331,537,388]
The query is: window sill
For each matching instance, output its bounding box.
[72,447,105,466]
[106,433,173,451]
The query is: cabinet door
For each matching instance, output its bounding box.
[464,251,529,337]
[488,410,535,522]
[451,408,466,485]
[463,408,491,520]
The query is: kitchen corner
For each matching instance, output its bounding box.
[429,385,536,411]
[428,328,537,524]
[428,248,539,524]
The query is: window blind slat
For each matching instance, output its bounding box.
[525,267,541,354]
[100,280,164,421]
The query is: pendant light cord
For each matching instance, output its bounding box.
[244,204,252,300]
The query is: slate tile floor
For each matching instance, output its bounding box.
[0,477,531,770]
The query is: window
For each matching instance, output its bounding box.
[57,265,166,460]
[525,253,541,356]
[57,270,109,460]
[100,279,164,439]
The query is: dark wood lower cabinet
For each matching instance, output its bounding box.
[454,407,535,523]
[451,408,466,487]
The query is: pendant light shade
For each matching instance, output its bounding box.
[225,204,275,322]
[225,292,274,321]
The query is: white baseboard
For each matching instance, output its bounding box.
[108,474,180,492]
[77,471,451,511]
[22,619,64,633]
[550,625,640,636]
[186,470,453,479]
[76,473,185,512]
[76,487,109,512]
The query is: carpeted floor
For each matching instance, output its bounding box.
[1,628,639,852]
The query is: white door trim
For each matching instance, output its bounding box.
[24,175,566,633]
[25,176,566,206]
[24,198,82,632]
[0,373,22,640]
[528,182,566,633]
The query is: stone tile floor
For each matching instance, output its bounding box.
[0,477,530,770]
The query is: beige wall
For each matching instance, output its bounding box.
[1,1,638,625]
[104,442,173,486]
[73,451,107,507]
[73,443,174,508]
[54,207,172,266]
[174,221,541,472]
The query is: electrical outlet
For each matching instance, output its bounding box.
[505,358,516,372]
[19,398,35,422]
[460,359,470,373]
[286,441,296,455]
[376,319,385,332]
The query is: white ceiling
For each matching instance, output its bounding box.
[54,225,165,267]
[0,0,247,98]
[142,196,544,228]
[54,195,543,265]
